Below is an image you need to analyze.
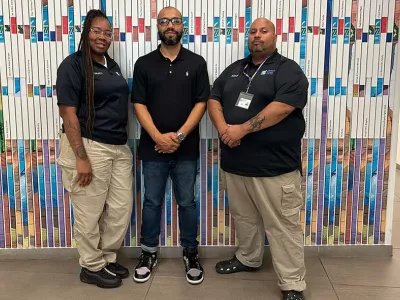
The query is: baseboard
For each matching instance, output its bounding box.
[0,245,392,261]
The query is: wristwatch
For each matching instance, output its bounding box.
[176,132,186,142]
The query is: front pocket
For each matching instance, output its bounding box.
[281,184,303,217]
[57,134,76,168]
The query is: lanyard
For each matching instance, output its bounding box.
[242,56,269,93]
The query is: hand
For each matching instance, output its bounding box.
[221,124,246,148]
[154,132,180,153]
[218,124,229,137]
[76,158,92,187]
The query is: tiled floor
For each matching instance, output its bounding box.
[1,173,400,300]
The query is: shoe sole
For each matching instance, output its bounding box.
[80,274,122,289]
[133,260,158,283]
[215,267,258,275]
[186,276,204,285]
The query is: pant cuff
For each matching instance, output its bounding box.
[103,252,117,263]
[279,280,307,292]
[235,251,263,268]
[141,244,158,254]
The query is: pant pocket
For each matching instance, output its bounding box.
[61,166,78,193]
[281,184,303,217]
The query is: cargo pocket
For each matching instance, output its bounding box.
[281,184,303,217]
[61,166,77,193]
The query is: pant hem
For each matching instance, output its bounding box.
[141,244,158,254]
[279,281,307,292]
[235,251,262,268]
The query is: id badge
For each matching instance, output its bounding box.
[235,92,253,109]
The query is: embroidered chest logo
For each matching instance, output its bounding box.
[94,72,103,75]
[231,74,239,77]
[261,69,275,75]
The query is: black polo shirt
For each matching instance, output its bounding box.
[132,45,210,161]
[56,51,129,145]
[210,50,308,177]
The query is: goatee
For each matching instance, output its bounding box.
[158,30,183,45]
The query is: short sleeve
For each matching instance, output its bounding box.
[56,57,82,108]
[209,62,238,103]
[195,60,211,102]
[131,59,147,104]
[273,60,308,109]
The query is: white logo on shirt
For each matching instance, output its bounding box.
[231,74,239,77]
[261,69,275,75]
[94,72,103,75]
[116,72,121,76]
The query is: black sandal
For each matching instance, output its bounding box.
[282,290,305,300]
[215,255,259,274]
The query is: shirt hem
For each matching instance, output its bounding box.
[221,166,300,177]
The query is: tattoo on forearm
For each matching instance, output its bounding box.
[68,120,79,132]
[67,120,87,159]
[75,145,88,159]
[247,114,266,132]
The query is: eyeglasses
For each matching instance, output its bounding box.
[90,28,113,39]
[157,17,183,26]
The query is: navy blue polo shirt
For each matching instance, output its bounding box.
[56,51,129,145]
[210,50,308,177]
[131,45,210,161]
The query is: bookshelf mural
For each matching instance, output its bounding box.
[0,0,399,248]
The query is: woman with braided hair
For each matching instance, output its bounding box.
[56,9,132,289]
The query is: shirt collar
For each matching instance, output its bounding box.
[157,43,186,61]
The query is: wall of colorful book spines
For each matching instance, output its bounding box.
[0,0,398,249]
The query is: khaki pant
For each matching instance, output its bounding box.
[223,170,306,292]
[57,134,133,272]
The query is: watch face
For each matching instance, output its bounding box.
[177,133,185,141]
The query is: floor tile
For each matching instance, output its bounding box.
[0,264,150,300]
[145,276,337,300]
[154,257,329,284]
[321,254,400,287]
[0,256,134,275]
[334,284,400,300]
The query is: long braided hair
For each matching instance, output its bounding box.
[78,9,110,138]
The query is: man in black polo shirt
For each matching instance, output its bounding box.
[131,6,209,285]
[208,18,308,300]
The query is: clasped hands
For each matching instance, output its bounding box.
[219,124,247,148]
[154,132,180,154]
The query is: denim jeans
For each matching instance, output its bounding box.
[140,160,198,252]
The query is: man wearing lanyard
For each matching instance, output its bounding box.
[208,18,308,300]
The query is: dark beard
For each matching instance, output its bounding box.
[158,29,183,45]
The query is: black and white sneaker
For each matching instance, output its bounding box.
[79,267,122,288]
[133,251,157,283]
[282,290,305,300]
[183,247,204,285]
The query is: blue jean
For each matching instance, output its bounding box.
[140,160,198,252]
